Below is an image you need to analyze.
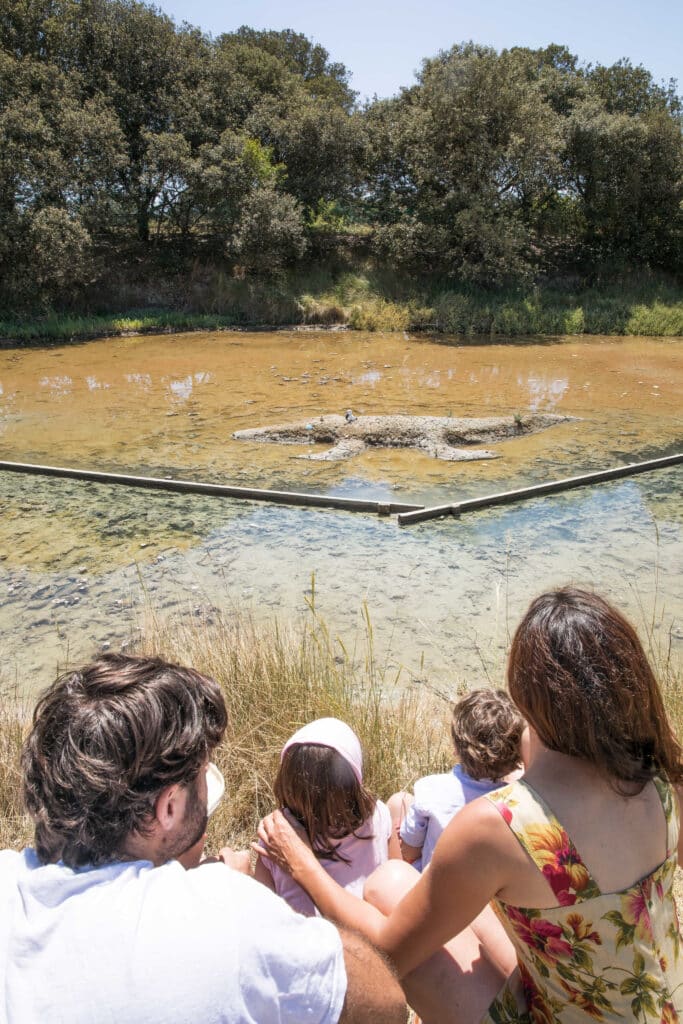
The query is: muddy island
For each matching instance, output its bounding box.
[233,413,575,462]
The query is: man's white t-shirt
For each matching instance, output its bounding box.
[0,848,346,1024]
[400,764,502,870]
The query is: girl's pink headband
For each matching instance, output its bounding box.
[280,717,364,783]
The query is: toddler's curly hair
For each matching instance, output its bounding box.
[450,688,525,781]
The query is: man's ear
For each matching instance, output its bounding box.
[154,784,183,833]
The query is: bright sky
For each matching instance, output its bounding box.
[154,0,682,102]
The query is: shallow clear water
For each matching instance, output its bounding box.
[0,331,680,695]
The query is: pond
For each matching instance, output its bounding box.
[0,330,680,696]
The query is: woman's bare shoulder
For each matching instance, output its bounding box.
[431,790,523,873]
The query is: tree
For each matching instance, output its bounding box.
[231,27,356,111]
[246,91,367,212]
[364,44,563,283]
[587,58,680,117]
[566,96,682,269]
[0,42,125,307]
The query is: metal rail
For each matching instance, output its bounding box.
[1,452,679,524]
[397,452,683,525]
[0,460,423,516]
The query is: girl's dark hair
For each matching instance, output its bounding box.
[274,744,376,862]
[22,653,227,867]
[508,587,683,791]
[451,689,525,780]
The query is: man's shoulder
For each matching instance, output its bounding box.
[1,856,347,1024]
[0,847,36,880]
[0,848,26,864]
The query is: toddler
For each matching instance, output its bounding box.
[392,688,526,870]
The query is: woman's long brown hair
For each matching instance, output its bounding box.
[508,587,683,791]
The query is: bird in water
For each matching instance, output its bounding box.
[345,409,356,423]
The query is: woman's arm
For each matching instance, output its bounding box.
[380,799,512,976]
[256,797,512,978]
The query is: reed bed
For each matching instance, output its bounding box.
[1,270,681,342]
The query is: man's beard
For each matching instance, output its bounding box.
[166,774,209,861]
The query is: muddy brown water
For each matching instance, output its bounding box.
[0,331,680,696]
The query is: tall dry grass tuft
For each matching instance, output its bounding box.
[0,604,449,853]
[137,601,449,853]
[0,697,32,850]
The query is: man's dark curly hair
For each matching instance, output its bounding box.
[22,653,228,868]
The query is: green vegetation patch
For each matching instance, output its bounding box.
[2,272,681,342]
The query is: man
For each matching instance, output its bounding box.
[0,653,405,1023]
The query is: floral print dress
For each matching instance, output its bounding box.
[482,777,682,1024]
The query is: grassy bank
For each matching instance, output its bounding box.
[1,269,681,343]
[1,597,682,854]
[0,605,450,853]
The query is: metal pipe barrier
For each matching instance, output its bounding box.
[0,460,423,517]
[1,452,679,524]
[397,452,683,526]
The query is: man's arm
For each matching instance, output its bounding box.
[338,927,407,1024]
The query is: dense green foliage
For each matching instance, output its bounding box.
[1,0,681,316]
[2,270,681,340]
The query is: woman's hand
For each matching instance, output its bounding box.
[253,809,317,878]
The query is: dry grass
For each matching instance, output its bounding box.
[0,603,450,854]
[1,600,681,878]
[140,604,449,854]
[0,696,31,850]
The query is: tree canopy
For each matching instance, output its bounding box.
[0,0,680,310]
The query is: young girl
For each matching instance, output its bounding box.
[255,717,394,916]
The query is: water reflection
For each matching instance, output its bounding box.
[523,374,569,410]
[39,375,73,394]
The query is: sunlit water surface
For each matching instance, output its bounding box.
[0,331,680,695]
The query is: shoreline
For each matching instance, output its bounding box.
[0,317,681,349]
[2,273,681,346]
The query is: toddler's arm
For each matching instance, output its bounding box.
[387,790,425,864]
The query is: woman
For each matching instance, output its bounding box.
[255,588,683,1022]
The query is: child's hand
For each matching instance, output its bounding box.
[217,847,253,874]
[253,809,315,877]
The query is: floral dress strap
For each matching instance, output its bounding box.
[652,775,679,857]
[485,780,602,906]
